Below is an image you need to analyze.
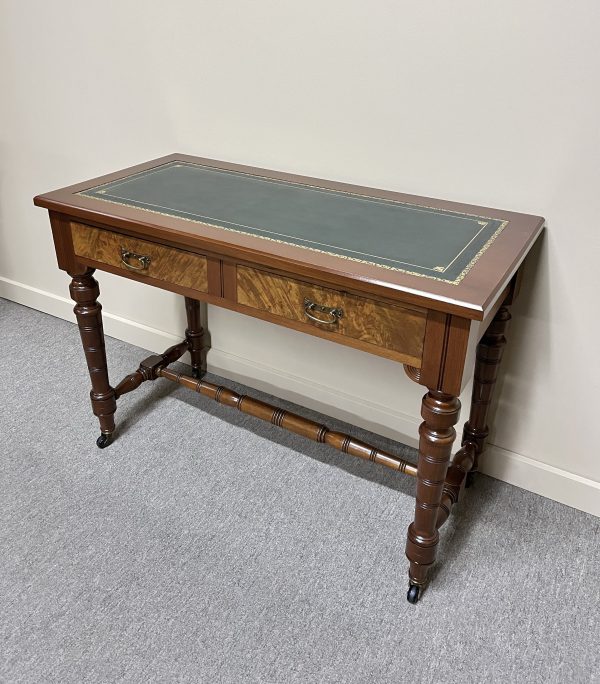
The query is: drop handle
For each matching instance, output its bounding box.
[303,298,344,326]
[120,247,151,272]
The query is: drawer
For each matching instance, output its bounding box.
[236,266,426,366]
[71,223,208,293]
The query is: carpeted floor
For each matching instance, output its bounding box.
[1,297,598,683]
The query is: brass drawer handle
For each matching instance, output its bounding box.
[120,247,151,272]
[303,298,344,326]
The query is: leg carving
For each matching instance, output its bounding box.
[113,340,189,399]
[69,269,117,447]
[184,297,206,379]
[406,390,460,601]
[464,305,511,480]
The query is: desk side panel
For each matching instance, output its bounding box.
[415,312,472,397]
[48,212,81,273]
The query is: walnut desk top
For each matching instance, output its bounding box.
[35,154,544,603]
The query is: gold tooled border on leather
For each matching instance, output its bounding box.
[78,162,509,285]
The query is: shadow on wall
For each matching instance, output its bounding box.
[485,228,549,449]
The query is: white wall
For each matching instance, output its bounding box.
[1,1,598,515]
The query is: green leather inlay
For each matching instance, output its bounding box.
[79,161,507,284]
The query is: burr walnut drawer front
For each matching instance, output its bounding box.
[70,223,209,293]
[236,265,426,366]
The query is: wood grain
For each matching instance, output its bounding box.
[49,212,78,272]
[236,265,426,367]
[462,305,511,474]
[436,303,512,528]
[405,391,460,587]
[68,269,117,436]
[71,222,208,293]
[34,154,544,601]
[184,296,206,378]
[35,152,545,321]
[413,311,471,397]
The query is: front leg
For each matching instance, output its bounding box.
[69,269,117,448]
[405,390,460,603]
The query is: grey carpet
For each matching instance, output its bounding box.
[0,297,598,684]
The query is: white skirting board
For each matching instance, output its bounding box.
[2,275,599,518]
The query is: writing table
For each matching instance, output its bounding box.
[34,154,544,603]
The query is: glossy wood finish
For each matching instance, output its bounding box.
[35,153,545,321]
[114,340,189,399]
[237,265,426,366]
[35,153,544,602]
[435,303,511,529]
[422,313,471,396]
[463,304,511,475]
[435,440,477,530]
[405,391,461,587]
[71,222,209,293]
[69,269,117,436]
[158,365,417,476]
[184,297,206,378]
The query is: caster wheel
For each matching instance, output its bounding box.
[466,471,477,488]
[407,584,421,604]
[96,433,113,449]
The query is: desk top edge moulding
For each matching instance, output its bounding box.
[34,154,544,604]
[34,153,545,321]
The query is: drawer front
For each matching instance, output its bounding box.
[71,223,208,293]
[236,266,426,366]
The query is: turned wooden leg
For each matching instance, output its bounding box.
[184,296,206,379]
[69,269,117,448]
[405,391,460,602]
[464,305,511,483]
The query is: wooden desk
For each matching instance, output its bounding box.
[34,154,544,603]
